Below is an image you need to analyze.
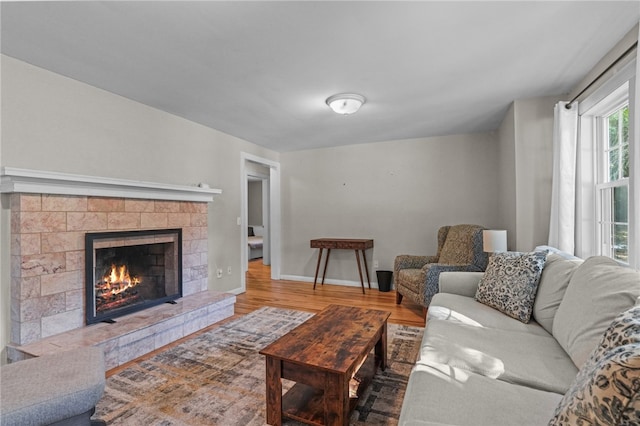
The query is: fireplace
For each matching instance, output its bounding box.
[85,229,182,324]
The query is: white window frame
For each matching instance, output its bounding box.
[594,88,630,264]
[577,59,638,269]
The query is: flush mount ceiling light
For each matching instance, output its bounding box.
[326,93,366,115]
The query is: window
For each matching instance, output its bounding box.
[579,73,636,267]
[597,102,629,263]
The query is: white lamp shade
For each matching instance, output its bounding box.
[326,93,365,115]
[483,230,507,252]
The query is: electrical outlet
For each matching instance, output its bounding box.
[216,268,223,278]
[374,260,379,268]
[227,266,232,275]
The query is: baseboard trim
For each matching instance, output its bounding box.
[227,287,246,295]
[280,274,372,288]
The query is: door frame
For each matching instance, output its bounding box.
[240,152,281,292]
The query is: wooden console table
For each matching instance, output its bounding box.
[310,238,373,294]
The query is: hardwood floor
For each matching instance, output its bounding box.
[107,260,424,377]
[235,259,426,327]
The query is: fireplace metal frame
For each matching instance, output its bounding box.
[85,228,183,324]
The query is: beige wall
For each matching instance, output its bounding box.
[246,163,269,229]
[279,133,501,283]
[248,181,263,226]
[0,53,561,361]
[497,102,517,250]
[513,96,561,251]
[497,95,561,252]
[0,196,9,364]
[0,55,279,361]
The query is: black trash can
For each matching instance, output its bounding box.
[376,270,393,292]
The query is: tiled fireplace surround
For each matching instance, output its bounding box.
[8,190,235,367]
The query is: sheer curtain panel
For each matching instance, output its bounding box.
[548,101,578,254]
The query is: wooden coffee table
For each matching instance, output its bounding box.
[259,304,391,426]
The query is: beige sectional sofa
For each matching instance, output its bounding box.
[398,251,640,425]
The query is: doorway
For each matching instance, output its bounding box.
[240,153,281,293]
[247,173,269,265]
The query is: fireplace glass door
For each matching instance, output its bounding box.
[85,229,182,324]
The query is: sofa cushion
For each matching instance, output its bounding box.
[549,304,640,425]
[418,319,578,394]
[532,253,582,334]
[439,271,484,298]
[428,293,550,336]
[398,361,562,426]
[475,251,548,323]
[552,256,640,369]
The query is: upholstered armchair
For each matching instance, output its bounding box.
[394,224,489,309]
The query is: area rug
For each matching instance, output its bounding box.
[95,306,424,425]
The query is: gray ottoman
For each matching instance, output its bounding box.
[1,346,105,426]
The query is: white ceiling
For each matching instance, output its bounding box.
[2,1,639,152]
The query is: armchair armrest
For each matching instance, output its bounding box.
[438,271,485,297]
[394,255,439,272]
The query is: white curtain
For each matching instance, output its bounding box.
[548,101,578,254]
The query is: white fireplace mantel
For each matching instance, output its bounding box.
[0,167,222,202]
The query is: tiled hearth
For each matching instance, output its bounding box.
[16,290,235,369]
[3,168,233,366]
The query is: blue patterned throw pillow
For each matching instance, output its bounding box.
[475,251,548,323]
[549,304,640,425]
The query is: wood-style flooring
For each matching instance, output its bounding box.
[235,259,425,327]
[107,260,424,377]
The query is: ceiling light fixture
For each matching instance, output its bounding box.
[326,93,366,115]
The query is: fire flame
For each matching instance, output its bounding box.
[102,264,140,296]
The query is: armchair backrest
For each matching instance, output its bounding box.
[435,225,450,259]
[437,224,488,270]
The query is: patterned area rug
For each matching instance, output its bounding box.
[95,306,424,425]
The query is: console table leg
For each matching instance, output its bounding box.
[321,249,331,285]
[355,250,365,294]
[361,249,371,289]
[313,248,324,290]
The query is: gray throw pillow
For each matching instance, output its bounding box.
[549,304,640,425]
[475,251,548,323]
